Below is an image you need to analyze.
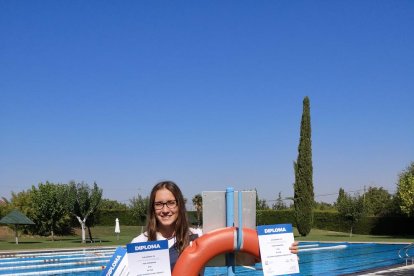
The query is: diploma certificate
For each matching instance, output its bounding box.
[257,224,299,276]
[127,240,171,276]
[101,247,128,276]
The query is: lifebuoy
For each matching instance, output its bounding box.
[172,227,260,276]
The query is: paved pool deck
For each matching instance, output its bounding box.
[349,263,414,275]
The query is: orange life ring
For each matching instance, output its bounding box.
[172,227,260,276]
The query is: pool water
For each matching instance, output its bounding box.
[296,242,407,275]
[204,242,413,275]
[0,242,412,275]
[0,248,114,275]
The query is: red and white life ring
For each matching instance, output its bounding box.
[172,227,260,276]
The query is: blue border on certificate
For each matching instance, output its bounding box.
[257,223,293,235]
[101,246,127,276]
[127,239,169,253]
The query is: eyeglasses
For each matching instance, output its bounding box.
[154,200,177,210]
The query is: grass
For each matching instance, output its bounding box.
[294,228,414,243]
[0,226,413,252]
[0,225,144,251]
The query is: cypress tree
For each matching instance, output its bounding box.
[293,96,314,236]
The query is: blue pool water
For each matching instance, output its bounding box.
[204,242,414,275]
[0,242,412,275]
[0,248,113,275]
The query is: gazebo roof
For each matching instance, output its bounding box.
[0,210,35,225]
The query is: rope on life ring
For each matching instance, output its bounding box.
[172,227,260,276]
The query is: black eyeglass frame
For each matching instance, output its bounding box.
[154,200,178,210]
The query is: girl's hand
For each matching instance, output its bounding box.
[289,241,299,254]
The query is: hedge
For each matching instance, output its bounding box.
[95,210,199,227]
[95,209,142,226]
[257,210,414,235]
[94,209,414,235]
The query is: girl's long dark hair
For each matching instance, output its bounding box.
[146,181,190,253]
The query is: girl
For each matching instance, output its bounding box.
[131,181,201,271]
[131,180,298,273]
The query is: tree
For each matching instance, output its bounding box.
[7,189,36,235]
[396,162,414,217]
[0,197,8,218]
[10,190,33,216]
[65,181,103,243]
[255,189,268,210]
[192,194,203,226]
[272,192,287,210]
[337,192,365,237]
[336,188,346,207]
[314,201,335,211]
[363,186,392,216]
[99,199,128,210]
[293,96,314,236]
[31,182,69,240]
[129,194,149,225]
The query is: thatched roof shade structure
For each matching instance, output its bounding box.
[0,210,35,244]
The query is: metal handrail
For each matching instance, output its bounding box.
[398,242,414,265]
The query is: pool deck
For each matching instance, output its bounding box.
[349,264,414,275]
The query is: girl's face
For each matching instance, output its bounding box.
[154,188,179,231]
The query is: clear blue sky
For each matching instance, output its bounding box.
[1,1,413,206]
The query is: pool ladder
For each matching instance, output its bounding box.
[398,242,414,265]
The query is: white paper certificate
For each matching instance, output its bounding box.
[101,246,128,276]
[257,224,299,276]
[127,240,171,276]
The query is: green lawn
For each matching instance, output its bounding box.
[0,225,144,251]
[0,226,413,252]
[294,228,414,243]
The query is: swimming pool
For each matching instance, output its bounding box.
[0,247,114,275]
[0,242,412,275]
[205,242,413,275]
